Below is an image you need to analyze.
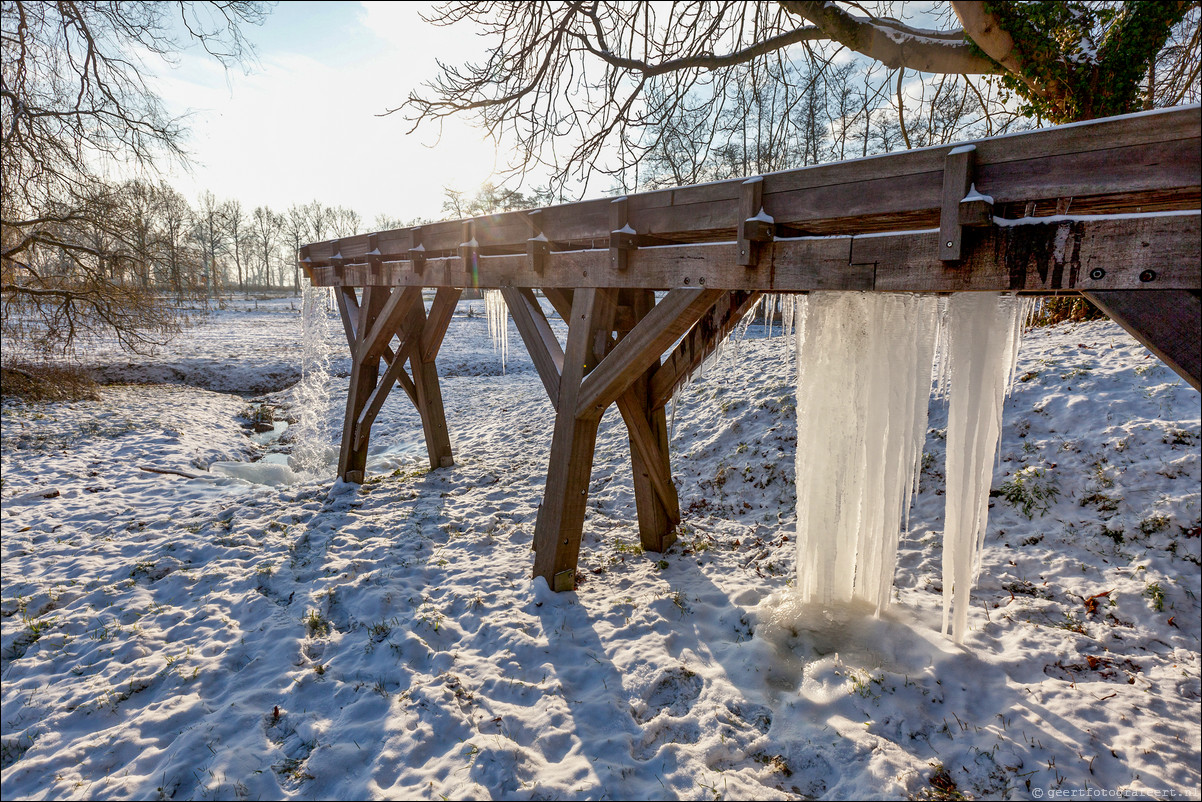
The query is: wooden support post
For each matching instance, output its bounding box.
[738,177,774,267]
[527,210,551,275]
[532,288,618,591]
[338,286,389,483]
[460,221,479,287]
[367,233,382,280]
[940,144,976,262]
[409,297,456,469]
[616,290,680,551]
[409,226,426,274]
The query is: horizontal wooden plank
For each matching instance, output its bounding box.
[977,137,1200,205]
[862,211,1200,292]
[307,213,1200,293]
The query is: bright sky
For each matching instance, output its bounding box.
[155,1,507,226]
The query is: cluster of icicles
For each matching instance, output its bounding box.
[793,292,1029,643]
[484,290,510,373]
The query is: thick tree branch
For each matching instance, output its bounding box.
[779,0,999,74]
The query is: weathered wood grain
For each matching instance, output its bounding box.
[576,288,722,418]
[1085,289,1201,391]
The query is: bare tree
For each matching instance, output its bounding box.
[157,183,196,299]
[1,0,267,356]
[223,198,249,293]
[441,182,551,217]
[330,206,363,238]
[250,205,281,290]
[194,190,229,303]
[283,203,312,294]
[393,2,1197,194]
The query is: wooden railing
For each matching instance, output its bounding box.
[301,105,1200,294]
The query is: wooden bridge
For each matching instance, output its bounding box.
[300,105,1201,592]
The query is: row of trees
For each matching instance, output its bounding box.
[76,183,377,297]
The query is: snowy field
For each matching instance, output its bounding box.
[2,294,1199,801]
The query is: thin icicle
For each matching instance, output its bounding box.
[484,289,509,373]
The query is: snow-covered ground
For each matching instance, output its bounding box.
[2,295,1199,801]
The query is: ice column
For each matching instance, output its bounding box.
[939,293,1026,642]
[291,285,336,476]
[794,293,940,612]
[484,289,510,374]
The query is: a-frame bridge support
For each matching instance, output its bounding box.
[501,287,762,590]
[334,285,461,482]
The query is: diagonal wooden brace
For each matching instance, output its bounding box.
[501,288,564,403]
[576,288,722,418]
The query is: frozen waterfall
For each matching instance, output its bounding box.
[793,292,1026,642]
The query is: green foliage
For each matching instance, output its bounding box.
[998,466,1060,519]
[304,610,331,637]
[1139,513,1170,536]
[1143,582,1166,612]
[978,1,1189,122]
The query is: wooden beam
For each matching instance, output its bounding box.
[532,288,619,591]
[864,212,1200,293]
[576,288,723,419]
[338,286,389,483]
[501,287,564,403]
[649,290,763,410]
[1084,290,1202,391]
[541,288,574,321]
[336,286,359,344]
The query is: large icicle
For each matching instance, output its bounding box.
[291,285,336,476]
[484,289,509,373]
[940,293,1026,642]
[794,293,939,612]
